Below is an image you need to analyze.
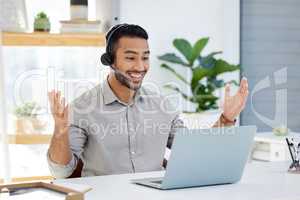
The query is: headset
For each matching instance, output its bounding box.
[100,23,129,66]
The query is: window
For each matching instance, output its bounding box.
[1,0,103,181]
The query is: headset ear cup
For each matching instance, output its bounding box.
[101,53,112,66]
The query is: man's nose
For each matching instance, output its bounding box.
[133,58,147,71]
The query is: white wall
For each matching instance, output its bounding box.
[118,0,240,111]
[0,31,11,182]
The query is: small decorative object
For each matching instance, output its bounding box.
[34,12,51,32]
[13,102,46,134]
[158,37,240,112]
[71,0,88,20]
[0,0,28,32]
[273,125,289,136]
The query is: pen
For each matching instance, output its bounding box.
[297,143,300,162]
[291,138,298,162]
[286,138,295,163]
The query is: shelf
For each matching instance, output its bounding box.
[7,134,52,144]
[2,32,106,47]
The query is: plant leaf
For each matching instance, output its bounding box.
[173,39,193,64]
[191,66,210,91]
[208,77,225,88]
[190,38,209,64]
[164,84,194,102]
[226,80,239,86]
[161,63,189,84]
[157,53,190,67]
[211,59,240,76]
[198,51,222,69]
[193,94,218,101]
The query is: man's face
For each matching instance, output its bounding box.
[112,37,150,91]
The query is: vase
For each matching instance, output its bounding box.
[15,117,47,134]
[15,118,31,134]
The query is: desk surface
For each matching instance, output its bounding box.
[55,162,300,200]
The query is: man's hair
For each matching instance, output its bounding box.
[106,24,149,58]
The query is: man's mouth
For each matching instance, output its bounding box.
[127,72,145,82]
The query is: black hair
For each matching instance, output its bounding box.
[101,24,148,66]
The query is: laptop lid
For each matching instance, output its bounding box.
[161,125,256,189]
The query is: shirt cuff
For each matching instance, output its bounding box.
[47,151,77,179]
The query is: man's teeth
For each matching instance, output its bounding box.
[128,73,143,78]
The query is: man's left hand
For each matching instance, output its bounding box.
[222,77,249,121]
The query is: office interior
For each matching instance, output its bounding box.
[0,0,299,199]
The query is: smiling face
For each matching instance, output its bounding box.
[112,36,150,91]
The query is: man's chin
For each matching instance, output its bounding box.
[114,71,143,91]
[129,82,142,91]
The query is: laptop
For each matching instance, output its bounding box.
[131,125,256,190]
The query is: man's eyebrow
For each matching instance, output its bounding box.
[124,50,138,54]
[124,50,150,55]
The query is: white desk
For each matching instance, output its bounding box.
[55,162,300,200]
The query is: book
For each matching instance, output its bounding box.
[60,20,101,33]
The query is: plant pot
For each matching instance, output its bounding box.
[34,18,51,32]
[180,110,222,129]
[15,118,32,134]
[30,117,47,130]
[15,117,47,134]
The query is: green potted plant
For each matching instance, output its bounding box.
[34,12,51,32]
[13,102,46,134]
[158,37,240,127]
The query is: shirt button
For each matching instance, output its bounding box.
[131,151,136,155]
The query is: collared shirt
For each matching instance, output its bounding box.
[47,78,184,178]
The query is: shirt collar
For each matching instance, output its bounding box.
[102,77,144,105]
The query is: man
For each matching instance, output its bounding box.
[47,24,248,178]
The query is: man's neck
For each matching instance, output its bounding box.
[107,72,136,104]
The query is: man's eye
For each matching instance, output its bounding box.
[143,57,149,61]
[126,57,135,60]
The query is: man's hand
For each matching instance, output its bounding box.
[222,77,249,121]
[48,90,72,165]
[48,90,69,136]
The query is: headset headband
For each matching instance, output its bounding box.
[100,24,129,66]
[106,24,129,54]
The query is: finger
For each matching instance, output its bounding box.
[48,90,55,113]
[59,97,66,114]
[63,104,69,120]
[56,91,61,108]
[241,89,249,108]
[239,77,248,94]
[55,91,62,114]
[225,84,230,99]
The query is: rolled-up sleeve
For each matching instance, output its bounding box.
[47,149,77,179]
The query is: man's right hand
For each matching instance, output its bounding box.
[48,90,69,136]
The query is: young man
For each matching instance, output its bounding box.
[47,24,249,178]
